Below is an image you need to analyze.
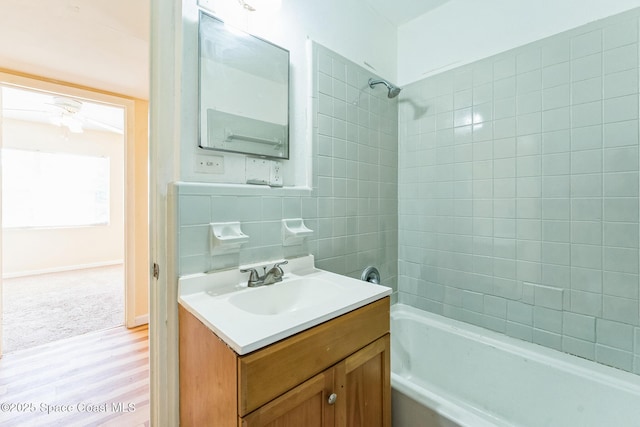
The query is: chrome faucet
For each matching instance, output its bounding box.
[240,260,288,287]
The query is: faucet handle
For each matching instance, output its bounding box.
[240,268,259,282]
[269,260,288,279]
[273,260,288,269]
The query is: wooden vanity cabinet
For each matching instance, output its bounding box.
[179,297,390,427]
[240,363,336,427]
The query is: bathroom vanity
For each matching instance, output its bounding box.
[177,256,391,426]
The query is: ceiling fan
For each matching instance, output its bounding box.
[48,96,84,133]
[1,86,124,135]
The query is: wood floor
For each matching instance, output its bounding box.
[0,324,149,427]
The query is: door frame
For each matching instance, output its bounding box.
[0,70,143,355]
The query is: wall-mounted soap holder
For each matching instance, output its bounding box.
[210,222,249,254]
[282,218,314,246]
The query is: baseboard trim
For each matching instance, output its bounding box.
[2,260,125,279]
[133,314,149,327]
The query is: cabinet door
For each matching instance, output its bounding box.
[240,367,336,427]
[336,334,390,427]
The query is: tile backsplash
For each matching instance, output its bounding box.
[398,9,640,374]
[176,42,398,294]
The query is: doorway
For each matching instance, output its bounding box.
[1,84,125,353]
[0,72,147,357]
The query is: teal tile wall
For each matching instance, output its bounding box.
[398,9,640,374]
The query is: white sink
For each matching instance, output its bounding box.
[178,255,391,354]
[228,277,342,315]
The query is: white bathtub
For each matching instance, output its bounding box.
[391,304,640,427]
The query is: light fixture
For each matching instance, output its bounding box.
[237,0,255,11]
[236,0,282,13]
[49,97,84,133]
[49,113,83,133]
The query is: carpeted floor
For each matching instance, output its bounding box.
[2,265,124,353]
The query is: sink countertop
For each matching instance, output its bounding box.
[178,255,391,355]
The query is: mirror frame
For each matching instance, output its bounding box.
[198,10,290,160]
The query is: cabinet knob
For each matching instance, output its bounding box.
[327,393,337,405]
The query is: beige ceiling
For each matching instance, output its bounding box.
[0,0,149,99]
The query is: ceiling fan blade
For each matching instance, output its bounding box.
[2,108,51,113]
[82,116,124,134]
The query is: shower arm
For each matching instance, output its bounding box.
[368,78,402,98]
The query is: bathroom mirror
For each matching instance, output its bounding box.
[198,11,290,159]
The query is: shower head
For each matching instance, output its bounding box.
[368,78,402,99]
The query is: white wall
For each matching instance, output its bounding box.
[398,0,640,85]
[180,0,397,186]
[2,119,124,277]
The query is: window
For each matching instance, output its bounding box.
[2,149,110,228]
